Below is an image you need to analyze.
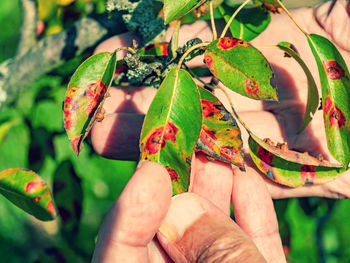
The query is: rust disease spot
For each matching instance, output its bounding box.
[329,105,346,127]
[257,146,274,172]
[301,165,315,185]
[201,100,221,118]
[245,79,259,94]
[166,167,179,182]
[323,60,345,80]
[200,128,217,151]
[217,37,240,50]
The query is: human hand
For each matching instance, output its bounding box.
[92,159,284,262]
[90,0,350,199]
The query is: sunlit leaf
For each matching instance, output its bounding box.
[196,86,244,170]
[307,33,350,167]
[63,51,117,156]
[0,168,56,221]
[140,68,202,194]
[53,161,83,237]
[204,37,277,100]
[218,3,271,42]
[277,42,319,132]
[164,0,204,24]
[248,134,345,187]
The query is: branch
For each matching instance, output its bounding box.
[0,14,127,109]
[17,0,37,56]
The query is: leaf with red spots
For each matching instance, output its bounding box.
[140,68,202,195]
[63,51,117,156]
[196,86,245,170]
[0,168,56,221]
[204,37,278,101]
[53,161,82,237]
[248,134,346,187]
[277,42,319,132]
[164,0,204,24]
[307,34,350,166]
[218,3,271,42]
[139,42,169,57]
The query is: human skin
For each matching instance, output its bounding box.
[91,1,350,262]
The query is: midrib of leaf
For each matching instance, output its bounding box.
[156,69,179,163]
[239,23,244,39]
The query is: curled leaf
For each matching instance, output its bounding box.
[307,33,350,167]
[0,168,56,221]
[276,42,319,132]
[196,86,245,170]
[140,68,202,194]
[63,51,117,155]
[249,134,345,187]
[204,37,277,101]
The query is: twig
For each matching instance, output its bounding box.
[17,0,37,56]
[209,0,217,40]
[177,42,209,70]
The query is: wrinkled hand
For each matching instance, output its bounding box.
[92,160,282,262]
[91,0,350,199]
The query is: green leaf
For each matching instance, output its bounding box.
[248,134,346,187]
[0,119,19,145]
[307,33,350,167]
[164,0,203,24]
[218,3,271,42]
[53,160,83,237]
[276,42,319,132]
[140,68,202,194]
[63,51,117,156]
[196,86,245,170]
[0,168,56,221]
[204,37,277,101]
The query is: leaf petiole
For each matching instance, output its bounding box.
[209,0,217,40]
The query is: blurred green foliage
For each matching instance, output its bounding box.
[0,0,349,262]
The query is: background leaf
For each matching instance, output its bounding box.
[63,51,117,156]
[140,68,202,194]
[204,37,277,100]
[276,41,319,132]
[163,0,203,24]
[218,3,271,42]
[0,168,56,221]
[307,33,350,167]
[248,134,345,187]
[196,86,244,169]
[53,160,83,238]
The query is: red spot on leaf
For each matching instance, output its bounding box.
[162,44,169,56]
[33,196,41,203]
[26,182,39,193]
[323,60,345,80]
[65,120,72,130]
[329,104,346,127]
[144,122,179,154]
[257,146,274,172]
[245,79,259,94]
[204,54,214,67]
[166,167,179,181]
[217,37,240,50]
[220,146,239,162]
[71,136,81,156]
[47,201,57,217]
[323,96,332,114]
[200,128,217,151]
[201,100,221,118]
[300,165,315,185]
[262,2,282,13]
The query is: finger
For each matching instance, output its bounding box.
[92,161,172,263]
[231,166,286,263]
[158,193,266,263]
[190,152,233,215]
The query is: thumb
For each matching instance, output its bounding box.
[157,193,266,263]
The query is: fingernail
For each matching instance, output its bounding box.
[159,193,206,242]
